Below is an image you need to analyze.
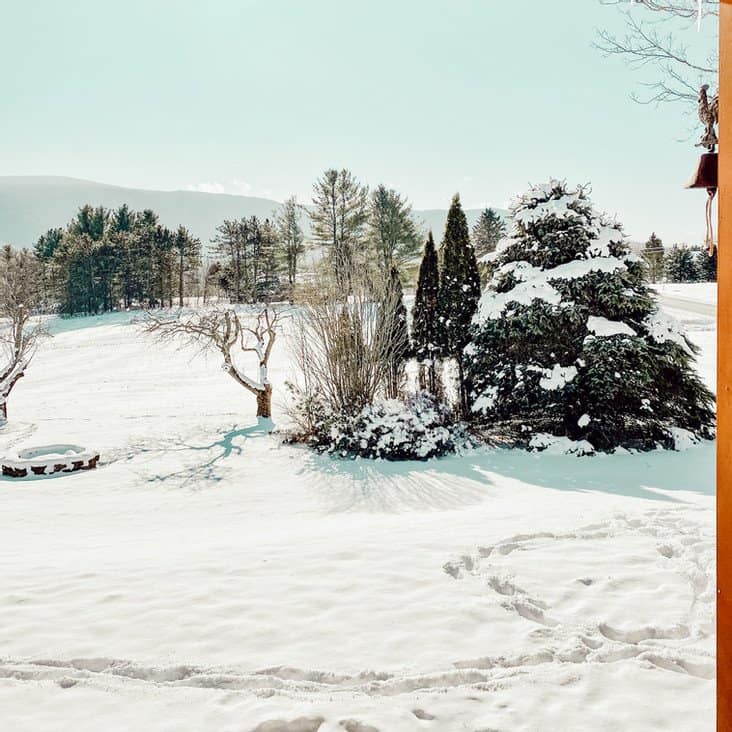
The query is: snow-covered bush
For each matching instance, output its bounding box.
[287,391,467,460]
[464,180,715,452]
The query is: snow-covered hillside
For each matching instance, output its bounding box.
[0,290,716,731]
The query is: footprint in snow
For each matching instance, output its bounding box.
[339,720,380,732]
[252,717,325,732]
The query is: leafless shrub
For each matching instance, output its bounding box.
[287,271,406,435]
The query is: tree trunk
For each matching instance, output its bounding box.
[256,384,272,418]
[423,360,441,399]
[457,357,469,420]
[179,253,185,307]
[418,363,426,391]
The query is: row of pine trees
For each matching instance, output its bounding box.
[34,205,201,314]
[642,232,717,283]
[32,168,507,316]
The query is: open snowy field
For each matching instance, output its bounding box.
[654,282,718,307]
[0,297,717,732]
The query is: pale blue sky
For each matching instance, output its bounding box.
[0,0,718,242]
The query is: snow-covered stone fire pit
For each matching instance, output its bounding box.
[2,444,100,478]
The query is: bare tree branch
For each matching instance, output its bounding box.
[141,306,284,418]
[600,0,719,20]
[595,1,718,106]
[0,247,48,422]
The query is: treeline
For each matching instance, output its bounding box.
[208,200,301,304]
[33,203,305,315]
[35,205,201,314]
[32,169,507,315]
[308,170,505,288]
[642,232,717,284]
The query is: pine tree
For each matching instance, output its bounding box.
[255,218,282,301]
[34,228,64,261]
[109,205,139,308]
[72,205,108,241]
[697,246,717,282]
[368,184,421,271]
[212,218,247,303]
[274,196,305,290]
[665,245,700,283]
[172,226,201,307]
[153,225,175,307]
[33,228,63,308]
[34,204,200,314]
[135,209,161,307]
[95,235,119,312]
[642,232,665,283]
[465,180,715,451]
[310,169,368,290]
[55,233,99,315]
[212,217,281,303]
[471,208,506,258]
[437,194,481,415]
[412,232,441,394]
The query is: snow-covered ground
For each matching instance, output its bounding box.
[654,282,718,306]
[0,289,717,732]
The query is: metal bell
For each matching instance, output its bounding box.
[686,152,718,189]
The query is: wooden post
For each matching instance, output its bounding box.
[720,2,732,730]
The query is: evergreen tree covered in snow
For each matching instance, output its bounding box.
[465,180,714,451]
[412,232,441,393]
[437,195,481,414]
[665,245,700,283]
[472,208,506,258]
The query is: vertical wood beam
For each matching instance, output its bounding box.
[720,2,732,730]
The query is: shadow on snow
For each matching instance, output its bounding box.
[113,418,274,488]
[111,417,713,508]
[305,441,715,512]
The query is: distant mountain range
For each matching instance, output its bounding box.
[0,176,506,249]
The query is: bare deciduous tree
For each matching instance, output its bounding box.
[0,247,46,422]
[596,0,718,106]
[143,306,282,418]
